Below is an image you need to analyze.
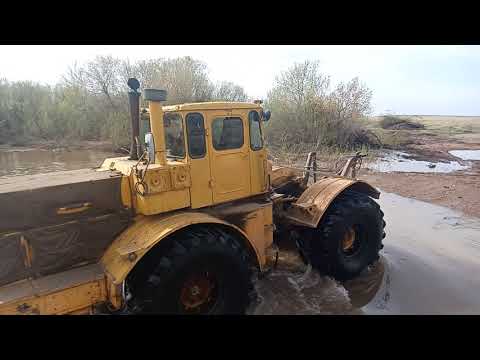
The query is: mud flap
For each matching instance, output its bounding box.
[284,177,380,228]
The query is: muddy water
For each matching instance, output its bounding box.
[0,148,117,179]
[367,150,470,173]
[449,150,480,161]
[250,192,480,315]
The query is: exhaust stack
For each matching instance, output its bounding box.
[127,78,141,160]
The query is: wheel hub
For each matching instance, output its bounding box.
[179,272,217,312]
[342,227,356,253]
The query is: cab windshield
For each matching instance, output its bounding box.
[163,112,186,159]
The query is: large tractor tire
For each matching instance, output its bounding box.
[125,226,255,314]
[297,190,386,281]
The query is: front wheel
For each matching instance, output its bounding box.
[297,190,386,281]
[125,226,255,314]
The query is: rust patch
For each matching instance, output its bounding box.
[20,236,33,269]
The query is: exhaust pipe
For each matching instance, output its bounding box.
[127,78,141,160]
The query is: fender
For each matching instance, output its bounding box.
[101,211,261,287]
[284,176,380,228]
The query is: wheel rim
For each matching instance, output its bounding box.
[341,226,362,257]
[179,271,219,314]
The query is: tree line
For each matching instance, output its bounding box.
[0,56,376,150]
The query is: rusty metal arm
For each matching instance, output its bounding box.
[337,152,367,179]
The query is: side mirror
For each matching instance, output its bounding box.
[263,110,271,122]
[145,132,155,163]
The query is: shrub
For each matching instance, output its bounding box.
[263,61,379,152]
[379,115,425,130]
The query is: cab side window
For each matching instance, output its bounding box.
[164,112,185,159]
[186,113,206,158]
[212,117,244,150]
[248,111,263,151]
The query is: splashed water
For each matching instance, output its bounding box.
[247,250,385,315]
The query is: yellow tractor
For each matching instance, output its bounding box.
[0,78,385,315]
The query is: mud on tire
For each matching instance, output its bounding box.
[125,226,255,314]
[297,190,386,281]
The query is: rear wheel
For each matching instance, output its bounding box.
[125,226,255,314]
[297,190,386,281]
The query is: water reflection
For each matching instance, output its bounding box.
[0,148,117,178]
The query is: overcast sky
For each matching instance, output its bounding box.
[1,45,479,116]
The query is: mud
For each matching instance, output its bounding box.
[361,169,480,218]
[250,192,480,315]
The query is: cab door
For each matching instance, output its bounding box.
[207,110,251,204]
[185,112,213,208]
[248,110,268,194]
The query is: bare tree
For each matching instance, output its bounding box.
[266,61,331,145]
[63,56,124,110]
[156,57,214,104]
[1,55,252,147]
[120,58,164,90]
[212,81,248,102]
[268,60,330,109]
[265,61,374,149]
[330,77,372,120]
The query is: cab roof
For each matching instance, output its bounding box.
[162,101,262,112]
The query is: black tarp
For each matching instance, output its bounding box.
[0,169,132,287]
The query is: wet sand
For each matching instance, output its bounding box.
[250,192,480,315]
[361,168,480,219]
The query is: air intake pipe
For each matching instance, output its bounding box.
[143,88,168,165]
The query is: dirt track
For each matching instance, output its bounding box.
[360,167,480,218]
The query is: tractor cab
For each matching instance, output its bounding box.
[100,81,272,216]
[149,102,270,207]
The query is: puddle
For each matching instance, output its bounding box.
[250,191,480,315]
[367,150,470,173]
[449,150,480,161]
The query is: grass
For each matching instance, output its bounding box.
[366,115,480,148]
[413,116,480,136]
[372,130,414,149]
[267,142,375,173]
[370,115,480,132]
